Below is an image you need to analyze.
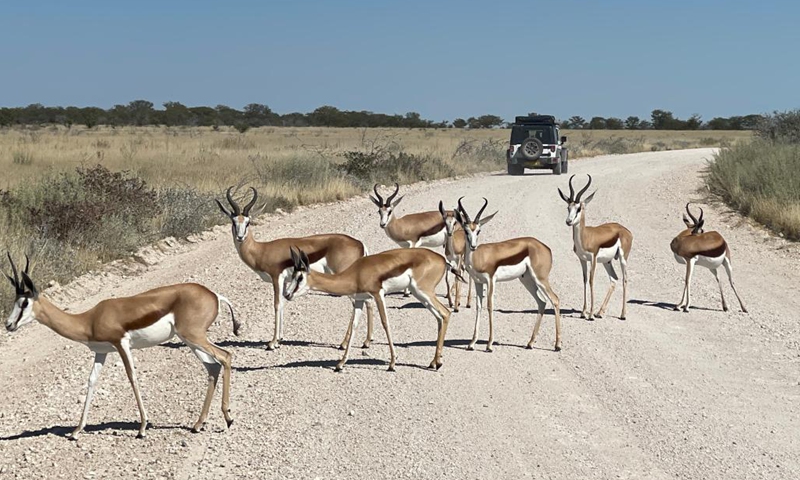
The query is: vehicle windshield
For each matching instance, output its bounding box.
[511,125,556,145]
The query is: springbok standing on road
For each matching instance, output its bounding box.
[4,253,238,439]
[370,183,452,299]
[283,247,461,371]
[558,174,633,320]
[670,204,747,313]
[454,198,563,352]
[439,200,472,311]
[217,187,373,350]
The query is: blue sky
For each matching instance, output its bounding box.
[1,1,798,122]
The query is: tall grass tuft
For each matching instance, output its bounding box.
[706,140,800,240]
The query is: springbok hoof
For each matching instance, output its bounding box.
[554,345,562,352]
[525,343,533,350]
[226,418,234,428]
[136,432,146,439]
[334,363,344,372]
[361,342,370,349]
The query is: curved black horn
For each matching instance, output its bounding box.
[7,252,19,288]
[457,196,472,223]
[372,184,384,204]
[24,254,30,275]
[385,183,400,205]
[685,203,698,224]
[475,197,489,223]
[226,186,241,216]
[568,175,576,201]
[697,207,704,223]
[575,174,592,203]
[243,187,258,216]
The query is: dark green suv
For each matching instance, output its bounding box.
[506,115,568,175]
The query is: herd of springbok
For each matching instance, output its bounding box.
[3,174,746,439]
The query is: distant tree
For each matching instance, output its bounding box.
[588,116,607,129]
[604,117,624,130]
[567,116,587,129]
[651,109,676,130]
[215,105,242,126]
[243,103,277,127]
[685,114,703,130]
[452,118,467,129]
[639,120,653,129]
[559,120,570,129]
[127,100,155,126]
[624,116,641,129]
[163,101,191,126]
[707,117,731,130]
[476,114,504,129]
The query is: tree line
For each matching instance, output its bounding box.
[0,101,762,131]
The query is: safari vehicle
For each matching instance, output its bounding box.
[506,115,568,175]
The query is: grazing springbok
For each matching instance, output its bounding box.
[217,187,373,350]
[4,254,238,439]
[558,174,633,320]
[454,198,563,352]
[670,204,747,313]
[283,247,462,372]
[438,200,472,311]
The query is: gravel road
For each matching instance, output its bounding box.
[1,148,798,479]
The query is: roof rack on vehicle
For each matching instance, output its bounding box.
[514,115,556,125]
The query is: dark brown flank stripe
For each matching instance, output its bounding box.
[694,242,727,259]
[599,234,621,249]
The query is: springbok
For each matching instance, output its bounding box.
[217,187,373,350]
[369,183,450,299]
[558,174,633,320]
[454,198,563,352]
[670,204,747,313]
[4,253,238,439]
[438,200,472,311]
[283,247,461,372]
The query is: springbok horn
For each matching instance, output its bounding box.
[243,187,258,216]
[575,174,592,203]
[457,196,472,224]
[226,186,241,216]
[685,203,698,224]
[567,175,576,201]
[697,207,704,224]
[385,183,400,205]
[475,197,489,223]
[372,184,384,205]
[6,253,21,294]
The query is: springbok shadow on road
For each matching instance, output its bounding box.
[629,299,720,312]
[0,422,190,441]
[254,357,431,372]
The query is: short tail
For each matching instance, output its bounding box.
[216,293,241,336]
[446,260,467,283]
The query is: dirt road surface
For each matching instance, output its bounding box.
[1,149,798,479]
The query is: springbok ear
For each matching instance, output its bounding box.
[453,209,467,226]
[438,200,446,217]
[369,195,382,207]
[390,195,404,207]
[216,199,232,217]
[557,188,570,204]
[583,191,597,205]
[682,214,692,226]
[479,211,498,226]
[289,247,300,268]
[21,271,38,299]
[693,219,705,234]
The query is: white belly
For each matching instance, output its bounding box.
[416,230,446,248]
[128,314,176,349]
[381,269,413,293]
[674,253,687,265]
[595,240,621,264]
[695,253,725,269]
[495,259,529,283]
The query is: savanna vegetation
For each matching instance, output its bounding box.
[0,124,751,316]
[706,110,800,240]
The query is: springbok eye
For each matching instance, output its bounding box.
[21,299,29,309]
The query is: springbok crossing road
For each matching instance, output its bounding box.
[1,149,798,479]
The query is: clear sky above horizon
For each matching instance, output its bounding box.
[1,0,798,122]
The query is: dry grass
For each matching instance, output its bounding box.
[0,126,751,190]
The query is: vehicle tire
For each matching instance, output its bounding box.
[507,163,524,176]
[552,160,562,175]
[519,137,543,161]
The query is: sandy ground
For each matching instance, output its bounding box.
[1,148,798,479]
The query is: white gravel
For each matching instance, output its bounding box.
[1,148,798,479]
